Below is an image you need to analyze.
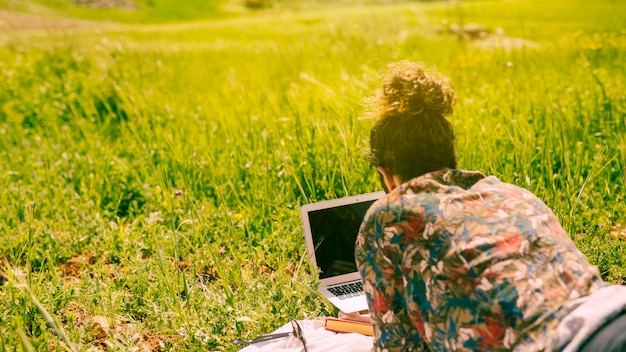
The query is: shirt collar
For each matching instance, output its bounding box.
[403,169,486,193]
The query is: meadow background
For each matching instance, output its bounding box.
[0,0,625,350]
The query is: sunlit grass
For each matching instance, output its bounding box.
[1,0,625,350]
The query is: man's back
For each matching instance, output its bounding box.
[356,169,606,351]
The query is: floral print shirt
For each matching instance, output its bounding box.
[355,170,610,351]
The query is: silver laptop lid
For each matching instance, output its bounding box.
[300,191,385,285]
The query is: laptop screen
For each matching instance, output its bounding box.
[307,199,377,279]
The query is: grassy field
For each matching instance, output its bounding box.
[1,0,625,350]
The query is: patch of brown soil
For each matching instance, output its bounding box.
[242,259,275,278]
[196,260,275,284]
[75,0,138,10]
[142,332,181,351]
[0,9,94,30]
[197,266,219,284]
[58,302,91,328]
[444,22,501,41]
[610,224,626,241]
[439,21,540,51]
[56,305,182,351]
[177,260,191,271]
[90,320,181,351]
[59,252,98,282]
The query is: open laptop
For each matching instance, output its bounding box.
[300,191,385,313]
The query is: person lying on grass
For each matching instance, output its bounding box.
[355,61,626,352]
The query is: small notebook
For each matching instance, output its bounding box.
[325,317,374,336]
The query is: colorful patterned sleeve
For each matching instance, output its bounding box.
[356,199,430,351]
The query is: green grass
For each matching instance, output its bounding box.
[1,0,625,350]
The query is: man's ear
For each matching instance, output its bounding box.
[377,167,402,192]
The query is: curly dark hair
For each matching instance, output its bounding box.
[365,61,457,181]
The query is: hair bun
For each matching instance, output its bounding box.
[375,61,456,120]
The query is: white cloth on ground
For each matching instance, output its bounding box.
[237,318,373,352]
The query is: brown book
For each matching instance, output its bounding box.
[324,317,374,336]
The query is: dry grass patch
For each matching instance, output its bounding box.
[610,224,626,241]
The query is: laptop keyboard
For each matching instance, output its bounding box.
[328,281,364,299]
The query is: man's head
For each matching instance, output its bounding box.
[365,61,458,191]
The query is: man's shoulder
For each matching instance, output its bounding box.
[364,188,432,226]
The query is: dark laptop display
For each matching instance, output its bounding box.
[307,200,377,279]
